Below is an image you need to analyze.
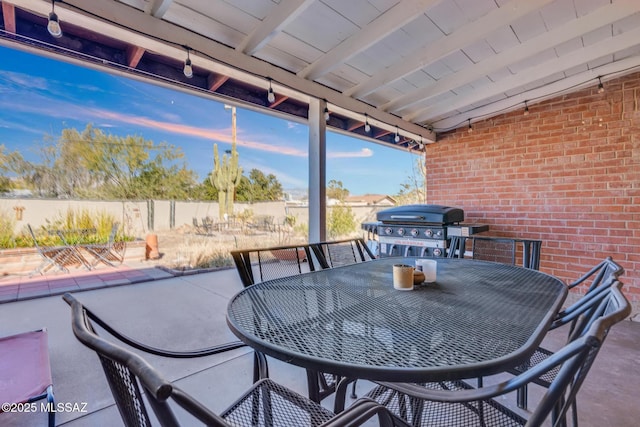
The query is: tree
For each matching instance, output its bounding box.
[327,179,349,201]
[0,145,28,193]
[236,169,283,202]
[326,180,356,238]
[2,125,198,200]
[395,157,426,204]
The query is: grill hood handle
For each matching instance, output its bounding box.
[390,215,425,220]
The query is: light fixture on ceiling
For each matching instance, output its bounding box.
[523,100,530,116]
[183,47,193,78]
[394,126,400,143]
[267,79,275,103]
[47,0,62,38]
[467,119,473,133]
[597,76,605,93]
[364,114,371,133]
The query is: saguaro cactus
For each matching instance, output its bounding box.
[211,141,242,219]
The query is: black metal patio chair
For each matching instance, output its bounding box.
[471,236,542,270]
[231,244,340,402]
[511,256,625,410]
[365,281,630,427]
[63,293,396,427]
[311,238,376,269]
[230,243,319,288]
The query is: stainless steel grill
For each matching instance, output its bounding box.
[362,204,487,257]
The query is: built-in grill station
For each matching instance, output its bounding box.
[362,204,488,257]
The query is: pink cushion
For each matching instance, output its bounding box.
[0,329,52,407]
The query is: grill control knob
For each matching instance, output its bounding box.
[435,230,443,237]
[424,229,433,238]
[433,248,442,256]
[397,228,405,236]
[384,227,394,235]
[410,228,419,237]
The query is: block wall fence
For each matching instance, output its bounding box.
[427,71,640,313]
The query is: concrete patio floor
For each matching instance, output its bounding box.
[0,267,638,426]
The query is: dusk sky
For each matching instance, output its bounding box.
[0,45,420,196]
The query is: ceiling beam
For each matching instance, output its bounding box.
[2,2,16,33]
[385,0,640,114]
[268,94,289,109]
[431,55,640,131]
[343,0,555,99]
[125,45,145,68]
[236,0,314,56]
[421,28,640,129]
[207,73,229,91]
[147,0,173,19]
[298,0,439,80]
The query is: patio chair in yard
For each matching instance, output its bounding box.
[365,281,631,427]
[82,223,126,268]
[63,293,396,427]
[27,224,82,275]
[0,329,55,427]
[311,238,376,269]
[511,256,625,410]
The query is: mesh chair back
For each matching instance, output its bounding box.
[471,237,542,269]
[471,237,516,265]
[65,294,181,427]
[529,281,630,426]
[230,244,317,287]
[568,256,624,293]
[312,238,376,269]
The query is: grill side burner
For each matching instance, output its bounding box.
[362,204,487,257]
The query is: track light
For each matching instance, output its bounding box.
[364,114,371,133]
[597,76,605,94]
[394,126,400,143]
[267,79,275,103]
[47,0,62,38]
[523,100,530,116]
[183,48,193,78]
[467,119,473,133]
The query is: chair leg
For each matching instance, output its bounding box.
[517,385,528,409]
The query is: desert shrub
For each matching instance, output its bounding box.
[0,209,15,248]
[327,204,356,239]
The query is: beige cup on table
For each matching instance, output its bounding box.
[416,259,437,283]
[393,264,415,291]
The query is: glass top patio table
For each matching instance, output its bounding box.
[226,257,567,383]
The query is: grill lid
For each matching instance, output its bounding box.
[376,204,464,225]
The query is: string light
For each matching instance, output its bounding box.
[394,126,400,143]
[183,47,193,78]
[364,114,371,132]
[267,79,275,103]
[597,76,605,93]
[523,100,529,116]
[47,0,62,38]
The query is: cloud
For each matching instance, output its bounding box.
[328,148,374,158]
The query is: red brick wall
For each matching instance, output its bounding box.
[427,72,640,315]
